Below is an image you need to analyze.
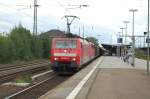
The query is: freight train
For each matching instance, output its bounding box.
[50,37,104,73]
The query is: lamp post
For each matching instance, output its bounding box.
[144,32,147,47]
[147,0,150,74]
[118,32,122,57]
[120,27,125,58]
[129,9,138,67]
[120,28,125,35]
[123,21,130,57]
[123,21,130,44]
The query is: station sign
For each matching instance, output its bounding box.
[146,38,150,43]
[117,38,123,43]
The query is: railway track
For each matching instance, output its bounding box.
[0,60,50,84]
[0,60,48,70]
[1,56,100,99]
[4,72,68,99]
[0,60,48,71]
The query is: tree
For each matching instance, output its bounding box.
[31,35,43,58]
[10,24,33,60]
[41,35,51,58]
[0,36,13,62]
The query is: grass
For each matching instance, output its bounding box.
[14,74,32,83]
[135,49,150,60]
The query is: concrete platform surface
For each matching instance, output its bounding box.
[40,56,150,99]
[130,57,148,70]
[77,56,150,99]
[87,69,150,99]
[98,56,134,69]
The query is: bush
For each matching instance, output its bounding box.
[10,24,33,60]
[14,73,32,83]
[31,36,43,58]
[0,24,52,63]
[0,36,13,62]
[135,49,147,60]
[41,35,51,58]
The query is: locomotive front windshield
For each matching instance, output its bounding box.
[55,40,77,49]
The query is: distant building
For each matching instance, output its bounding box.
[102,43,131,56]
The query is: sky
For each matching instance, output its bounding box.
[0,0,148,44]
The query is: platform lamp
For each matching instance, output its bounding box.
[120,27,125,58]
[123,21,130,57]
[147,0,150,75]
[123,21,130,44]
[117,32,122,57]
[144,32,147,47]
[129,9,138,67]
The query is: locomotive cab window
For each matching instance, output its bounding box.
[55,40,77,49]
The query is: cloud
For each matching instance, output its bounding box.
[0,0,148,44]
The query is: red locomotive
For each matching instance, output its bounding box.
[50,37,101,73]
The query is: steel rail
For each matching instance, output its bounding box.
[0,60,49,71]
[4,72,56,99]
[0,61,50,84]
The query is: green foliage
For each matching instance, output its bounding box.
[135,49,147,60]
[14,74,32,83]
[0,36,13,62]
[0,24,52,63]
[41,35,51,58]
[10,24,33,60]
[31,36,43,58]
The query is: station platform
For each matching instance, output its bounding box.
[40,56,150,99]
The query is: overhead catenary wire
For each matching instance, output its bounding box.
[55,0,72,15]
[0,3,33,32]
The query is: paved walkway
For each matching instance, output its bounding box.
[129,57,148,70]
[86,56,150,99]
[40,56,150,99]
[98,56,134,69]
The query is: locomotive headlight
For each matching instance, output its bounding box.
[54,58,58,61]
[72,58,76,61]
